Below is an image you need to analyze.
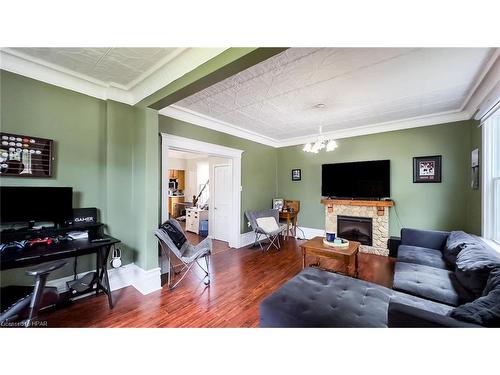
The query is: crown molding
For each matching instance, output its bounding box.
[2,47,496,146]
[0,47,227,106]
[0,48,135,104]
[161,50,500,148]
[466,51,500,120]
[160,104,473,148]
[460,48,499,112]
[159,105,281,147]
[278,110,472,147]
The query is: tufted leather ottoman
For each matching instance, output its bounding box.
[260,267,453,327]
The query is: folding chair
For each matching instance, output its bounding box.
[245,209,287,251]
[155,219,212,290]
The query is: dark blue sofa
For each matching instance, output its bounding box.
[260,228,500,327]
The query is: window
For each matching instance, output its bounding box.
[483,110,500,243]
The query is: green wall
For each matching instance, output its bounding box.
[276,120,481,236]
[0,68,483,287]
[0,71,159,286]
[158,115,277,233]
[466,121,482,234]
[0,71,108,283]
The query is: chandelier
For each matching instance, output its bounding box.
[302,126,338,153]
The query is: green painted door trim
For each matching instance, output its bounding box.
[138,47,288,110]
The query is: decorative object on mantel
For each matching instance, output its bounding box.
[413,155,442,183]
[0,132,53,177]
[272,198,284,211]
[302,126,338,153]
[471,148,479,190]
[291,169,301,181]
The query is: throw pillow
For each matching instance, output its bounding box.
[482,267,500,296]
[160,219,187,250]
[256,216,280,233]
[444,231,476,267]
[450,272,500,327]
[455,243,500,297]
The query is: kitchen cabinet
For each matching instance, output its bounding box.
[168,196,185,217]
[177,170,185,190]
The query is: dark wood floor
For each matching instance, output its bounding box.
[39,236,395,327]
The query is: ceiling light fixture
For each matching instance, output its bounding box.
[313,103,326,109]
[302,126,338,154]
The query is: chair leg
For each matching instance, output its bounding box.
[26,273,49,327]
[257,233,264,251]
[169,262,194,290]
[265,234,280,251]
[204,255,211,285]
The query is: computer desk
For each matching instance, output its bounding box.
[0,236,120,309]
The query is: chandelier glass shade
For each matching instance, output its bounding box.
[302,127,338,153]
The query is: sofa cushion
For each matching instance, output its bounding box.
[259,267,452,328]
[455,242,500,297]
[393,262,473,306]
[397,245,448,269]
[449,268,500,327]
[444,231,477,266]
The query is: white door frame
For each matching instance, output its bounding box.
[160,133,243,248]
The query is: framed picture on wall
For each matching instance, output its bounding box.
[413,155,442,183]
[273,198,284,211]
[0,132,54,177]
[291,169,301,181]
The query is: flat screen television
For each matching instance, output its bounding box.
[0,186,73,224]
[322,160,390,199]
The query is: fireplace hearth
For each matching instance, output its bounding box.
[337,215,373,246]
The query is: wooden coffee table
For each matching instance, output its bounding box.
[300,237,360,278]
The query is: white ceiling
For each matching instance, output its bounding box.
[172,48,498,142]
[8,47,181,89]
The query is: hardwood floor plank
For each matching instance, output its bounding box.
[39,237,395,327]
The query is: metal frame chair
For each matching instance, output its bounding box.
[155,219,212,290]
[245,209,287,251]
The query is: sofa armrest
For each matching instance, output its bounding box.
[400,228,449,250]
[387,302,480,328]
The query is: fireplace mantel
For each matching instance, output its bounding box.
[321,199,394,216]
[320,199,395,207]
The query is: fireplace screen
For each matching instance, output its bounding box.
[337,215,373,246]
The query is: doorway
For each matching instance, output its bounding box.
[160,133,243,249]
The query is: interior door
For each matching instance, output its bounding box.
[213,165,232,242]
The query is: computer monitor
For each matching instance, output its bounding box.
[0,186,73,225]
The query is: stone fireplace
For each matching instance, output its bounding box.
[322,199,394,256]
[337,215,373,246]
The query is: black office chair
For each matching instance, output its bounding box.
[0,260,67,327]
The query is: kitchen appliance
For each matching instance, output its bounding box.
[169,179,178,190]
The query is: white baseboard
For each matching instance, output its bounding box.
[46,263,161,296]
[238,227,324,248]
[239,231,256,248]
[295,226,325,239]
[132,266,162,295]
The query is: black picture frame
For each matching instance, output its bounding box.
[413,155,442,183]
[0,132,54,178]
[291,169,301,181]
